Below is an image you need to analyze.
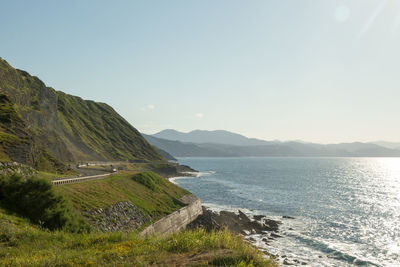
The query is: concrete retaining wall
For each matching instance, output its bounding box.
[140,194,202,236]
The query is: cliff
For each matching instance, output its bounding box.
[0,58,163,171]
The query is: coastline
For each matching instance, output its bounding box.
[168,157,395,267]
[189,206,306,266]
[168,174,305,266]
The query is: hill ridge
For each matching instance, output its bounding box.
[153,129,271,146]
[145,130,400,157]
[0,58,163,171]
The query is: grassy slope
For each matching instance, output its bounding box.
[0,94,66,171]
[36,171,71,180]
[56,92,163,161]
[0,208,276,266]
[0,57,163,169]
[56,172,190,220]
[0,94,29,162]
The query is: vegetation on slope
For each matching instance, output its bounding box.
[0,94,66,171]
[56,91,163,161]
[0,207,276,266]
[0,94,26,162]
[56,172,190,220]
[0,57,163,172]
[0,174,89,232]
[0,170,277,266]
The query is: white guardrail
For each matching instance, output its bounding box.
[52,173,114,186]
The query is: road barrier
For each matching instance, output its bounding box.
[52,173,114,186]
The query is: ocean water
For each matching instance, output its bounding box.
[171,157,400,267]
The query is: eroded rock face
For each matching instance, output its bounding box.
[0,162,37,177]
[82,201,151,232]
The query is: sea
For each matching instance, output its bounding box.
[170,157,400,267]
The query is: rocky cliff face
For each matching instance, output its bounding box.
[0,93,66,171]
[0,58,163,171]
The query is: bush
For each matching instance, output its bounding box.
[0,174,89,232]
[131,172,166,192]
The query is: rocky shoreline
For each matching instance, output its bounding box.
[188,206,307,266]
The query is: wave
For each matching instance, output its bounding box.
[199,201,381,266]
[169,170,216,184]
[285,232,381,266]
[193,170,216,177]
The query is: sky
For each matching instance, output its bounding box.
[1,0,400,144]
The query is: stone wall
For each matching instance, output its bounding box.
[140,194,202,236]
[82,201,151,232]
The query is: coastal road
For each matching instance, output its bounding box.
[52,172,115,186]
[52,160,175,186]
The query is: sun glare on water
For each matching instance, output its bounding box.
[369,157,400,184]
[366,158,400,209]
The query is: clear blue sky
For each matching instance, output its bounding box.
[1,0,399,143]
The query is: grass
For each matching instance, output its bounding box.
[56,171,190,220]
[36,171,72,180]
[0,207,277,266]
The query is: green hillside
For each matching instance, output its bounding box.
[0,207,275,266]
[0,58,163,171]
[56,172,190,220]
[0,94,66,171]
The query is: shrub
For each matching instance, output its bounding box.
[131,172,166,191]
[0,174,89,232]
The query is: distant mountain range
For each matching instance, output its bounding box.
[144,129,400,158]
[369,141,400,150]
[153,129,273,146]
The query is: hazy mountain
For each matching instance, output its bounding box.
[370,141,400,150]
[143,134,238,157]
[153,129,273,146]
[145,130,400,158]
[154,147,177,161]
[0,58,163,171]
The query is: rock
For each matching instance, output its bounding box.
[238,210,251,222]
[283,259,294,265]
[82,201,151,232]
[242,230,251,235]
[253,215,266,221]
[0,162,37,178]
[187,207,282,238]
[283,216,295,219]
[270,233,282,238]
[263,219,281,231]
